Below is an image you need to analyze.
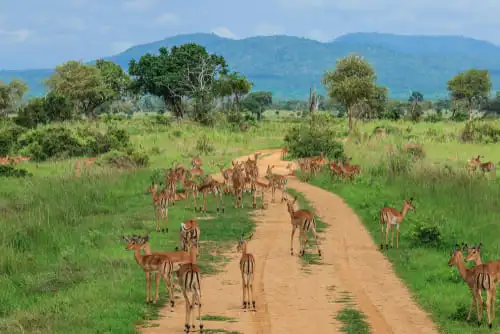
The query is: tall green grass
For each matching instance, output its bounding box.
[301,136,500,333]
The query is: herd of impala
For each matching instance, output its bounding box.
[120,149,498,332]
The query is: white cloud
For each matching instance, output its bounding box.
[253,22,285,36]
[111,41,134,53]
[154,12,180,25]
[211,27,238,39]
[0,29,31,43]
[123,0,156,11]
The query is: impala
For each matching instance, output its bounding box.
[379,198,415,249]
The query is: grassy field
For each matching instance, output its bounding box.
[297,119,500,333]
[0,120,288,333]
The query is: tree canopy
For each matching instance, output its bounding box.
[128,43,228,119]
[0,79,28,116]
[322,54,380,131]
[447,69,492,120]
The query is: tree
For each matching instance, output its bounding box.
[447,69,492,121]
[215,71,253,108]
[241,91,272,120]
[0,79,28,116]
[368,85,388,119]
[408,90,424,122]
[44,60,114,119]
[129,43,227,120]
[322,54,377,132]
[95,59,131,97]
[15,92,73,128]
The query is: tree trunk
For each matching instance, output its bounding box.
[234,93,239,109]
[410,101,417,117]
[347,105,353,132]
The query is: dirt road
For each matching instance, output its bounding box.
[142,150,438,334]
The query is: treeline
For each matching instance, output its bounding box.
[0,43,499,132]
[0,43,275,129]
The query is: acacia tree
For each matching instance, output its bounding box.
[447,69,492,121]
[241,91,272,120]
[129,43,227,120]
[321,54,378,132]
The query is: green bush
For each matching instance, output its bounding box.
[17,124,131,161]
[0,123,27,156]
[0,165,33,177]
[196,135,215,154]
[409,222,442,248]
[459,121,500,143]
[284,121,344,159]
[98,149,149,169]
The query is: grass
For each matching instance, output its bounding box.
[298,123,500,333]
[0,119,291,333]
[201,315,237,322]
[287,188,327,266]
[335,307,371,334]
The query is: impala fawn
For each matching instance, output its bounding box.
[448,244,495,328]
[177,240,203,333]
[285,195,321,257]
[237,233,256,311]
[122,235,175,310]
[379,198,415,249]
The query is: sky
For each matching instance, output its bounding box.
[1,0,498,69]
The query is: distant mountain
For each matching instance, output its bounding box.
[2,32,500,100]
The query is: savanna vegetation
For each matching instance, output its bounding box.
[2,38,500,334]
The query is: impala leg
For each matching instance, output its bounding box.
[492,285,497,323]
[183,291,191,333]
[163,272,175,312]
[220,192,225,213]
[396,227,399,248]
[153,273,160,304]
[467,294,476,321]
[196,290,203,332]
[476,290,483,325]
[155,208,160,232]
[310,228,321,256]
[242,274,247,310]
[391,226,395,248]
[145,272,151,303]
[261,190,265,209]
[249,273,256,310]
[486,289,492,328]
[290,225,297,255]
[385,226,389,250]
[193,191,198,211]
[380,223,384,250]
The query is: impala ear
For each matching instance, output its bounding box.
[478,242,483,249]
[143,235,149,242]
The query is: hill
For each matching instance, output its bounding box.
[2,32,500,100]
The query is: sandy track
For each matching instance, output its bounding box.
[142,150,438,334]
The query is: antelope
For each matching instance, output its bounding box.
[470,155,496,177]
[217,163,234,195]
[177,240,203,333]
[281,147,288,159]
[448,244,495,328]
[146,184,171,232]
[285,163,295,176]
[285,195,321,257]
[266,165,287,203]
[465,243,500,282]
[183,179,199,210]
[192,156,202,168]
[197,180,224,213]
[237,233,256,311]
[232,162,246,208]
[122,235,175,310]
[136,234,193,268]
[379,198,415,250]
[165,172,178,205]
[177,220,201,257]
[189,167,204,180]
[328,160,343,178]
[337,161,357,181]
[250,178,270,209]
[343,157,362,176]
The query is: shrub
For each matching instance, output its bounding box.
[98,149,149,169]
[0,123,27,156]
[0,165,33,177]
[409,223,442,248]
[18,124,131,161]
[459,121,500,143]
[284,121,344,159]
